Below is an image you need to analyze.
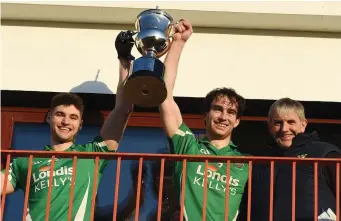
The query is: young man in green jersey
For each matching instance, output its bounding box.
[159,20,249,221]
[0,33,135,221]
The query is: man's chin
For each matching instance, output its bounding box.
[277,140,292,149]
[211,131,230,139]
[55,135,74,143]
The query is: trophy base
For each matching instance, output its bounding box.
[123,75,167,108]
[123,56,167,108]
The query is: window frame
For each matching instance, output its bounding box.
[2,106,341,151]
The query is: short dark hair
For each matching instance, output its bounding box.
[50,93,84,116]
[204,87,246,118]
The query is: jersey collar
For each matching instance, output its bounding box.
[199,136,237,150]
[44,143,75,152]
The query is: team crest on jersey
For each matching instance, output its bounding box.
[207,165,218,171]
[46,158,59,165]
[233,163,244,170]
[297,154,308,158]
[39,166,50,171]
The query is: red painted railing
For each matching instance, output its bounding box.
[0,150,340,221]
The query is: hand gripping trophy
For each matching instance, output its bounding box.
[116,7,175,108]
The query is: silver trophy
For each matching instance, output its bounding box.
[123,8,175,108]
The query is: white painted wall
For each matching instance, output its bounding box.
[1,2,341,102]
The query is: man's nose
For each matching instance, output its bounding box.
[219,111,228,120]
[281,122,290,132]
[61,117,70,124]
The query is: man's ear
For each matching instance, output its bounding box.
[79,120,83,130]
[233,118,240,128]
[301,119,308,133]
[46,112,51,124]
[267,118,272,131]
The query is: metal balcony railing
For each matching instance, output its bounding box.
[0,150,340,221]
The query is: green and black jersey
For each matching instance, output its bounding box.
[2,136,113,221]
[168,123,249,221]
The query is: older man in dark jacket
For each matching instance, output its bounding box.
[238,98,340,221]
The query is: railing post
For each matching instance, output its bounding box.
[67,156,78,221]
[112,157,122,221]
[336,162,340,221]
[179,159,187,221]
[1,154,11,221]
[134,157,144,221]
[314,162,318,221]
[22,155,34,221]
[247,161,253,221]
[291,161,296,221]
[202,160,209,221]
[90,157,99,221]
[156,158,165,221]
[224,160,231,221]
[45,155,56,221]
[269,161,274,221]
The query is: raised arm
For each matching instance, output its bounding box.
[159,20,193,137]
[100,31,135,151]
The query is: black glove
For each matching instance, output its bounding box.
[115,30,136,61]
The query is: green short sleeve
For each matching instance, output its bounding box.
[83,136,115,173]
[1,160,20,190]
[168,122,197,154]
[85,136,116,153]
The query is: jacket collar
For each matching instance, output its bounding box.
[266,131,319,154]
[292,131,319,147]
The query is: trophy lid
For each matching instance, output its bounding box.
[137,8,173,22]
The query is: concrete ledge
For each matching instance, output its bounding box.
[2,2,341,32]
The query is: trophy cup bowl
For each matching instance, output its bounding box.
[123,8,174,108]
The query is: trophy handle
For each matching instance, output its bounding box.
[128,60,134,78]
[167,22,178,40]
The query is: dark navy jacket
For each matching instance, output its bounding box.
[238,132,341,221]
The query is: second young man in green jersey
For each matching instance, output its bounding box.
[159,20,249,221]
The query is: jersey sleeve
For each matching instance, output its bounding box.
[1,159,21,190]
[84,136,115,173]
[85,136,116,153]
[168,122,197,154]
